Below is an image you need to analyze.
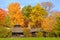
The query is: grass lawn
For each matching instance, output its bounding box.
[0,37,60,40]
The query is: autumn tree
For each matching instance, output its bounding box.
[42,17,54,32]
[8,3,24,27]
[0,8,11,38]
[0,8,6,21]
[41,14,56,37]
[29,3,48,28]
[0,8,6,27]
[51,12,60,37]
[22,5,32,27]
[42,11,60,37]
[41,2,54,12]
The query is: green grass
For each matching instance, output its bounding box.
[0,37,60,40]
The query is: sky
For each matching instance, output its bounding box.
[0,0,60,11]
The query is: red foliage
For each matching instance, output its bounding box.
[0,8,6,20]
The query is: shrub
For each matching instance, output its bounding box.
[0,27,12,38]
[23,28,32,37]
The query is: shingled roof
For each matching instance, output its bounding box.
[12,25,42,33]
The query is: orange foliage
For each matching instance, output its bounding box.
[0,8,6,21]
[8,3,20,12]
[8,3,24,26]
[42,17,53,32]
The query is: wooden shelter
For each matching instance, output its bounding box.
[12,24,41,37]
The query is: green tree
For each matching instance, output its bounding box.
[5,14,12,28]
[22,5,32,19]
